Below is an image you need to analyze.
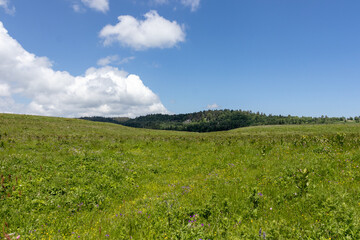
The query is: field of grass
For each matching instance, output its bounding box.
[1,113,360,239]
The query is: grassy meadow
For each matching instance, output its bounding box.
[1,114,360,239]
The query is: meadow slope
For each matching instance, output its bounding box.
[1,114,360,239]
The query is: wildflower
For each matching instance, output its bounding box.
[270,208,272,210]
[16,235,20,239]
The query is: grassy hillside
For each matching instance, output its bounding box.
[1,114,360,239]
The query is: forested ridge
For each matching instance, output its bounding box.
[80,110,359,132]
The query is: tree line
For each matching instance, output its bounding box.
[80,110,359,132]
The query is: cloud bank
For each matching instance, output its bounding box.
[99,10,185,50]
[0,22,168,117]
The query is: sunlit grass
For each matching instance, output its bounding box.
[1,113,360,239]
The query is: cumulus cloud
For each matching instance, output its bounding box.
[81,0,109,13]
[99,10,185,50]
[0,21,168,117]
[207,103,220,110]
[0,0,15,14]
[180,0,200,11]
[97,55,135,66]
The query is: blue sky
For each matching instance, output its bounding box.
[0,0,359,117]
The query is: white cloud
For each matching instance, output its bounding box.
[180,0,200,11]
[0,0,15,14]
[80,0,109,13]
[0,21,168,117]
[0,83,10,97]
[97,55,135,66]
[99,10,185,50]
[207,103,220,110]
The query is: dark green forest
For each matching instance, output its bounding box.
[80,110,360,132]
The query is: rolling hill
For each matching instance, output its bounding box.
[1,113,360,239]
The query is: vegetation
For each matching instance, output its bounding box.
[81,109,358,132]
[1,113,360,239]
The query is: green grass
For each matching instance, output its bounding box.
[1,113,360,239]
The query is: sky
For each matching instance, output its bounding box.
[0,0,360,118]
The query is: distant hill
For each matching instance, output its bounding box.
[80,109,358,132]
